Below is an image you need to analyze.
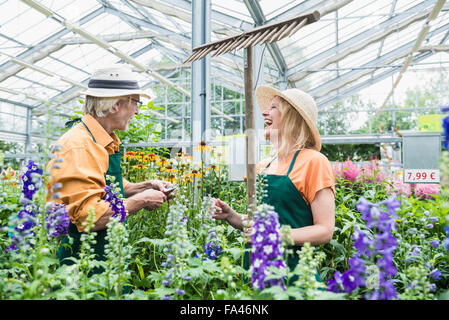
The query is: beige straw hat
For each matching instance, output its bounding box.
[255,85,322,151]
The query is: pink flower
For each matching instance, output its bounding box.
[414,184,440,200]
[342,159,361,182]
[387,177,412,197]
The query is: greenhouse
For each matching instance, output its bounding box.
[1,0,449,303]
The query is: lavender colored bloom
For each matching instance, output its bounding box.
[45,202,70,238]
[443,115,449,149]
[429,269,441,280]
[21,160,43,200]
[104,185,126,222]
[353,229,373,258]
[176,289,185,296]
[441,105,449,113]
[250,204,286,291]
[203,241,222,259]
[368,277,397,300]
[328,196,399,299]
[429,239,440,247]
[327,271,345,293]
[6,208,37,253]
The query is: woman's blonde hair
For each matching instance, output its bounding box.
[275,96,315,158]
[83,95,131,117]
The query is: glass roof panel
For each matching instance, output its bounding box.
[212,0,252,23]
[39,0,102,21]
[0,6,63,47]
[259,0,303,20]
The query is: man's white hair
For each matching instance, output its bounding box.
[83,95,131,117]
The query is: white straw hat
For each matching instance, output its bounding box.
[255,85,322,151]
[79,65,154,100]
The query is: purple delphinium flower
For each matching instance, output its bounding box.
[442,115,449,150]
[21,160,43,200]
[203,241,222,259]
[429,239,440,248]
[104,185,126,222]
[327,196,399,300]
[250,204,286,291]
[45,202,70,238]
[429,269,441,280]
[6,208,37,253]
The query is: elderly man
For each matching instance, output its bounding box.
[47,65,172,268]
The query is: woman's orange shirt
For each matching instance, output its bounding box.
[256,148,335,206]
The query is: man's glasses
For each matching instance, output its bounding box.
[131,98,143,108]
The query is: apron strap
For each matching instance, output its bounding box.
[286,149,301,176]
[80,120,97,143]
[64,117,97,143]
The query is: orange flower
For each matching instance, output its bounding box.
[168,174,177,183]
[146,153,159,162]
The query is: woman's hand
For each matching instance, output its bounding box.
[211,198,233,221]
[242,217,254,242]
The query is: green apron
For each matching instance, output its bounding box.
[244,149,322,284]
[57,120,125,275]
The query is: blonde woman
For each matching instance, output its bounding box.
[212,85,335,282]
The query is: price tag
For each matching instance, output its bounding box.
[403,169,439,183]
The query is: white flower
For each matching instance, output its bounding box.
[269,233,277,241]
[258,224,265,232]
[254,259,262,268]
[256,235,263,243]
[263,245,273,255]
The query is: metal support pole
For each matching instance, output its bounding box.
[245,46,256,217]
[191,0,211,165]
[25,107,32,163]
[253,44,265,164]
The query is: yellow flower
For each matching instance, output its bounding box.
[191,169,202,179]
[194,141,212,153]
[167,175,177,183]
[162,165,178,174]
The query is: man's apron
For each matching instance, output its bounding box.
[57,119,125,275]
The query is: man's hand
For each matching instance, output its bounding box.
[148,179,172,191]
[127,189,167,213]
[148,180,175,200]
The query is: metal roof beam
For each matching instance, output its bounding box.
[0,7,104,83]
[243,0,288,79]
[287,0,437,82]
[103,6,279,79]
[131,0,253,33]
[316,50,435,108]
[309,20,449,100]
[267,0,351,24]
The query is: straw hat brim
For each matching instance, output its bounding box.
[255,85,322,151]
[79,88,153,100]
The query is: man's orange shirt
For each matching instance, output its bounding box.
[256,148,335,206]
[46,114,129,232]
